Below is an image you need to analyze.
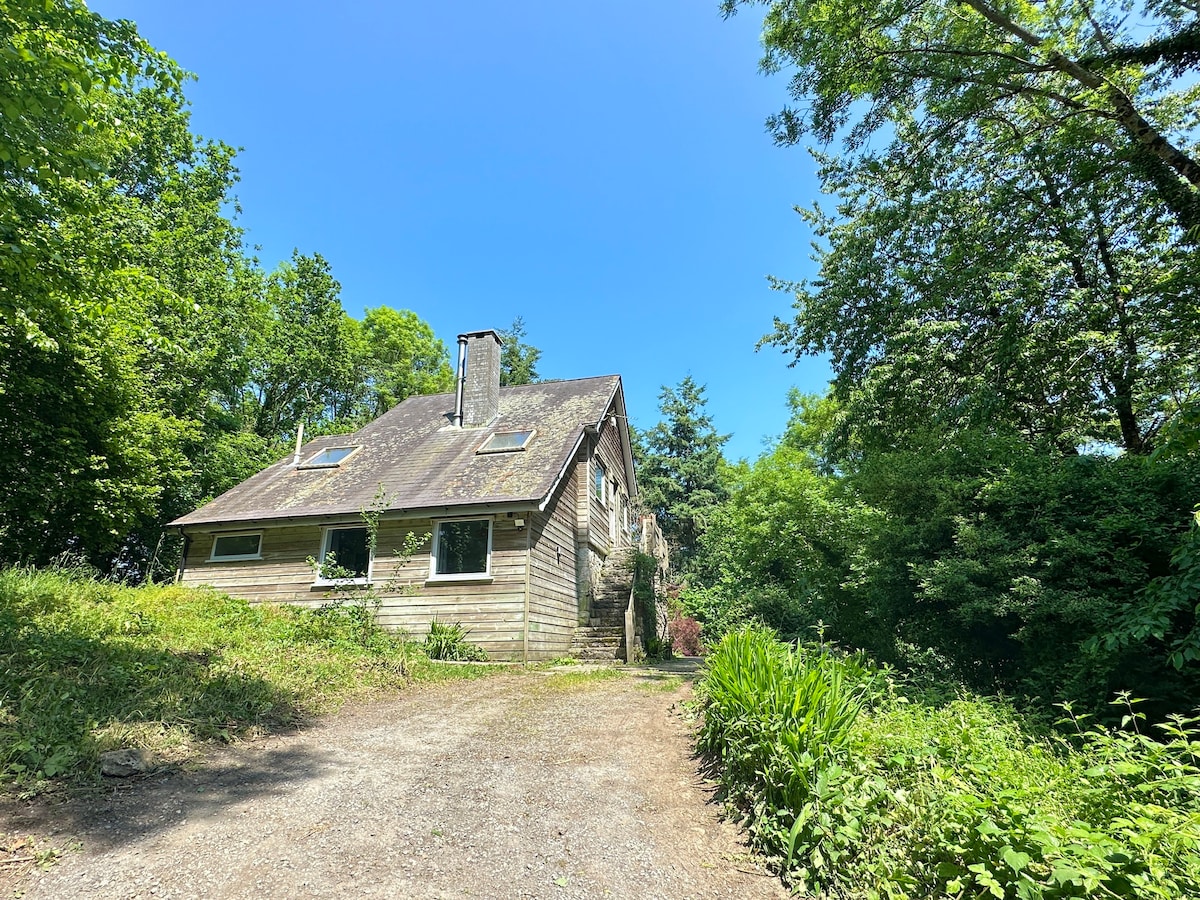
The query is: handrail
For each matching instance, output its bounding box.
[624,580,637,663]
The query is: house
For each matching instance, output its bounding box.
[170,329,643,661]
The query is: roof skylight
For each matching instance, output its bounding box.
[300,446,358,468]
[478,430,534,454]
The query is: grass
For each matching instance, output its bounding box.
[0,565,504,794]
[696,625,1200,899]
[535,667,627,690]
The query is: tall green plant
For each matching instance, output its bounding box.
[697,626,874,875]
[698,628,1200,898]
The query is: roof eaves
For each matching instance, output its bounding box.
[536,377,620,512]
[537,430,588,513]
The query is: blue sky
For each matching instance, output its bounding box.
[92,0,833,461]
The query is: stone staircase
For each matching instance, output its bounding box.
[569,548,636,662]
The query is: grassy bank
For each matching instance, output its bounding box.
[0,566,502,793]
[696,626,1200,899]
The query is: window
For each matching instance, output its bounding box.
[209,532,262,561]
[300,446,357,468]
[593,459,607,503]
[478,430,534,454]
[431,519,492,579]
[316,526,371,583]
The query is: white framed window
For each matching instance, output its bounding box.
[209,532,263,561]
[315,525,372,584]
[430,518,493,580]
[299,446,358,469]
[477,430,535,454]
[593,459,607,504]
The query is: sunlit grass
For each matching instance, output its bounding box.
[0,565,504,793]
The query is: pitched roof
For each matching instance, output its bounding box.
[172,375,622,528]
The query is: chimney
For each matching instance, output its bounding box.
[454,329,503,427]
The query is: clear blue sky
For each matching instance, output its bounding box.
[92,0,832,461]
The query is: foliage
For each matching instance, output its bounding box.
[696,625,875,882]
[686,414,1200,718]
[763,121,1200,457]
[359,306,454,416]
[681,442,875,644]
[725,0,1200,233]
[422,620,488,662]
[708,0,1200,727]
[0,0,180,343]
[246,251,359,441]
[635,377,730,570]
[1096,517,1200,672]
[0,4,457,575]
[697,627,1200,898]
[0,565,495,794]
[847,436,1200,718]
[667,612,703,657]
[632,550,663,656]
[498,316,541,387]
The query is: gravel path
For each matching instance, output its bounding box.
[3,667,786,899]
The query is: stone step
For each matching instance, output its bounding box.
[595,588,633,602]
[591,603,627,616]
[569,624,625,654]
[571,643,623,655]
[568,648,627,662]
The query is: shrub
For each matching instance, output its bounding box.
[668,612,703,656]
[422,620,488,662]
[696,626,1200,898]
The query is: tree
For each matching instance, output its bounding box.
[359,307,454,416]
[683,442,875,641]
[725,0,1200,234]
[764,117,1200,456]
[245,252,359,441]
[498,317,541,386]
[0,0,180,345]
[843,432,1200,716]
[0,13,253,570]
[636,377,730,569]
[780,389,843,474]
[0,4,457,576]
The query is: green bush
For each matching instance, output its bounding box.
[422,620,488,662]
[847,438,1200,719]
[697,626,1200,898]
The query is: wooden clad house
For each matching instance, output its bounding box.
[170,330,639,661]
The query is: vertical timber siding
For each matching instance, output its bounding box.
[526,448,584,659]
[180,515,530,660]
[587,413,631,555]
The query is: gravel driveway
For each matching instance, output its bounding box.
[3,666,786,899]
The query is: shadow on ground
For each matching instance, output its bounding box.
[633,656,704,681]
[2,740,334,855]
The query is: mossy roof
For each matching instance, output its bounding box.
[171,375,622,528]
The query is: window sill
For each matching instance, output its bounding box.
[424,575,494,586]
[311,579,371,591]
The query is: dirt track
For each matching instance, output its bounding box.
[3,666,785,899]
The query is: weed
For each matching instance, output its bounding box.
[538,668,625,689]
[422,620,488,661]
[0,566,501,794]
[696,625,1200,898]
